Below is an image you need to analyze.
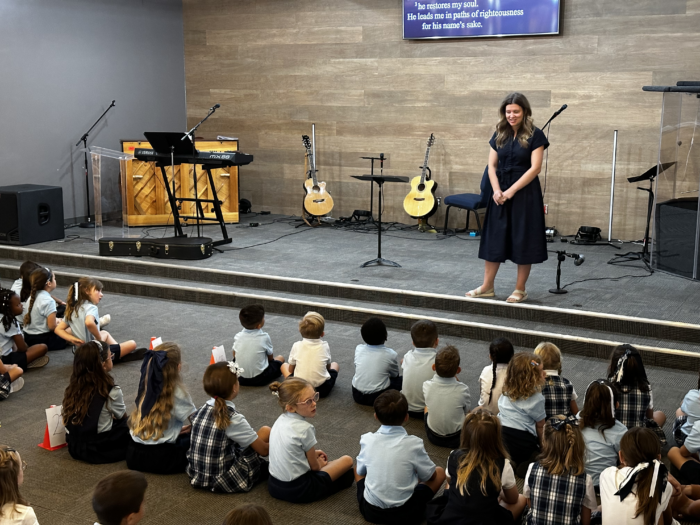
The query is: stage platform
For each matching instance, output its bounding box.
[1,214,699,370]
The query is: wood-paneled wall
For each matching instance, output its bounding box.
[183,0,700,238]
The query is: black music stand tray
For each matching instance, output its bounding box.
[352,175,409,267]
[144,131,231,247]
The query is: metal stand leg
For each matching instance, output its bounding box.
[361,181,401,268]
[160,166,184,237]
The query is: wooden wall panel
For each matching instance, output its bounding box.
[183,0,700,238]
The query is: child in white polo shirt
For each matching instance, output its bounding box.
[283,311,339,398]
[355,389,445,523]
[352,317,402,406]
[233,304,285,386]
[401,320,439,419]
[423,345,470,449]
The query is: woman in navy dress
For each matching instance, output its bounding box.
[467,93,549,303]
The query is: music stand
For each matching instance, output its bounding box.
[352,175,409,267]
[610,161,676,270]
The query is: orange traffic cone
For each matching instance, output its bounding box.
[38,423,67,451]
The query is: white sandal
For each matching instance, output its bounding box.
[506,290,528,303]
[465,286,495,298]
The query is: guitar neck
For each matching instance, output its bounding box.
[420,147,431,183]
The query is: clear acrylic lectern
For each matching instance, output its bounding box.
[89,146,135,242]
[644,83,700,280]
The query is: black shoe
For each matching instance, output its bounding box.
[120,348,148,363]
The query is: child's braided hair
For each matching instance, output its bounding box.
[0,289,20,333]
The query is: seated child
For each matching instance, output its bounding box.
[127,342,196,474]
[187,361,270,492]
[401,320,439,419]
[0,446,37,525]
[356,389,445,524]
[607,344,667,445]
[578,379,627,487]
[523,416,597,525]
[62,341,131,464]
[352,317,402,406]
[673,370,700,447]
[0,357,24,399]
[423,345,470,449]
[267,377,354,503]
[431,410,525,525]
[13,260,66,319]
[22,267,67,350]
[283,311,339,398]
[92,470,148,525]
[668,419,700,485]
[497,352,547,477]
[233,304,284,386]
[223,504,273,525]
[600,427,676,525]
[534,342,578,418]
[0,289,49,370]
[477,337,514,415]
[55,278,143,362]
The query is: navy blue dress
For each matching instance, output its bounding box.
[478,128,549,265]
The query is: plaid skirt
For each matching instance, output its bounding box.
[644,418,667,446]
[673,415,689,447]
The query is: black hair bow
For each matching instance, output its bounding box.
[549,415,578,431]
[136,350,169,417]
[614,460,667,502]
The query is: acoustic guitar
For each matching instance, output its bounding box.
[302,134,334,217]
[403,133,437,219]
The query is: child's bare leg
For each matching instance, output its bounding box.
[420,466,446,494]
[281,363,292,378]
[116,340,137,357]
[653,410,667,427]
[274,355,285,363]
[257,426,271,443]
[678,408,687,418]
[673,490,697,520]
[26,344,48,363]
[321,455,353,481]
[330,362,339,373]
[100,330,117,345]
[669,447,696,470]
[7,366,23,382]
[501,494,527,520]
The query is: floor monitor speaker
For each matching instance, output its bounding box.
[0,184,64,245]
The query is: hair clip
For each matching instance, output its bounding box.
[530,360,538,367]
[549,415,578,431]
[74,282,79,301]
[227,361,244,377]
[271,391,280,398]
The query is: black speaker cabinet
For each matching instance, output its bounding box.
[654,197,699,280]
[0,184,64,245]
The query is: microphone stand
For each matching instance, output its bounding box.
[76,100,116,228]
[182,105,219,237]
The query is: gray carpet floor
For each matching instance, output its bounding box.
[25,213,700,324]
[2,286,699,524]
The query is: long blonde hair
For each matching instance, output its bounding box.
[502,352,544,401]
[0,446,28,518]
[456,410,510,496]
[129,342,183,441]
[64,277,103,322]
[495,92,534,149]
[539,416,586,476]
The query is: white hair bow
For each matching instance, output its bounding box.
[74,282,79,301]
[227,361,244,377]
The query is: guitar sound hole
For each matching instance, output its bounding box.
[417,184,425,191]
[313,185,321,192]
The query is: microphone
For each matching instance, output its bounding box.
[211,103,220,110]
[110,100,116,107]
[574,254,585,266]
[380,153,384,174]
[552,104,568,118]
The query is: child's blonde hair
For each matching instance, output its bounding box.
[456,410,509,496]
[269,377,313,410]
[534,342,562,374]
[64,277,103,322]
[299,311,324,339]
[0,446,28,519]
[203,362,239,430]
[502,352,543,401]
[130,342,183,441]
[539,415,586,476]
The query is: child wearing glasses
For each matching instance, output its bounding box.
[0,446,35,525]
[187,361,271,493]
[355,390,445,523]
[267,377,354,503]
[61,341,131,464]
